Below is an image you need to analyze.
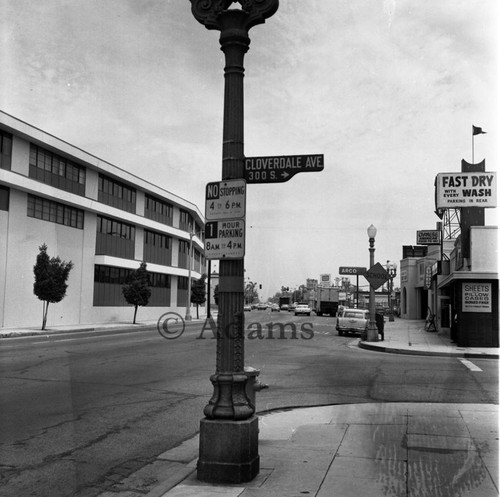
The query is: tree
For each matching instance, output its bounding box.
[191,273,207,319]
[244,280,259,305]
[33,244,74,331]
[122,261,151,324]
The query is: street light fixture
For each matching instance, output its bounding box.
[366,224,378,341]
[185,228,194,322]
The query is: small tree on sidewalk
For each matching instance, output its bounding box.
[191,273,207,319]
[122,261,151,324]
[33,244,74,331]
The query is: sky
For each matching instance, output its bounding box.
[1,0,498,299]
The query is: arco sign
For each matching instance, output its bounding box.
[339,267,366,276]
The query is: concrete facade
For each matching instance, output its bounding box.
[0,111,206,328]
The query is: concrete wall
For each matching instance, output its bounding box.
[471,226,498,273]
[2,190,85,328]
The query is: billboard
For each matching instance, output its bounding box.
[435,172,496,209]
[416,230,441,245]
[463,282,492,313]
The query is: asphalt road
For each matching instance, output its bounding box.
[0,312,497,496]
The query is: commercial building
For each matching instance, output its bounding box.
[0,111,206,328]
[399,160,498,347]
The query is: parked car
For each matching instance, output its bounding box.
[257,303,268,310]
[244,304,252,312]
[271,304,280,312]
[294,303,311,316]
[336,308,369,336]
[280,304,289,311]
[288,303,297,312]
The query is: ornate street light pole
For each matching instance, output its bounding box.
[366,224,379,341]
[189,0,279,484]
[185,228,194,321]
[386,261,397,322]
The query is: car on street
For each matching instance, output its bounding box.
[336,308,369,336]
[280,304,289,311]
[294,303,311,316]
[257,303,268,310]
[244,304,252,312]
[288,303,297,312]
[271,304,280,312]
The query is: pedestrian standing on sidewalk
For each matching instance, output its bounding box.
[375,312,384,341]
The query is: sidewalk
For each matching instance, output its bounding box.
[359,318,499,359]
[95,402,499,497]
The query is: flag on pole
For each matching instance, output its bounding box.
[472,125,486,135]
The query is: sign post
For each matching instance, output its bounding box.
[339,267,366,308]
[190,0,279,484]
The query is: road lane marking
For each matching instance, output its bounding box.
[459,358,482,372]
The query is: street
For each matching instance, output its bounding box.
[0,313,497,497]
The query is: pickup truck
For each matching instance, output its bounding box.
[336,308,369,336]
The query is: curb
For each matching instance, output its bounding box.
[0,318,214,339]
[0,324,155,339]
[358,340,499,359]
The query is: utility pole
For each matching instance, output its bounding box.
[189,0,279,484]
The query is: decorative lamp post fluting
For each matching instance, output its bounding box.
[366,224,379,341]
[386,261,397,322]
[189,0,279,484]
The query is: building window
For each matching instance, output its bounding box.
[179,209,192,232]
[177,276,189,307]
[93,265,132,306]
[98,174,136,213]
[144,229,172,266]
[93,264,171,307]
[27,194,84,229]
[29,144,86,195]
[178,239,190,269]
[96,215,135,259]
[149,272,171,306]
[195,222,204,241]
[0,130,12,170]
[144,194,173,225]
[0,185,9,211]
[194,248,201,273]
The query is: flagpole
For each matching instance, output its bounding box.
[472,127,474,164]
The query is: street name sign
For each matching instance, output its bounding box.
[205,219,245,259]
[205,179,246,220]
[339,266,366,276]
[363,263,390,290]
[244,154,324,184]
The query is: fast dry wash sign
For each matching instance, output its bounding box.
[435,172,497,209]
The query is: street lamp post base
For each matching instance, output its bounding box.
[197,416,259,483]
[366,324,379,342]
